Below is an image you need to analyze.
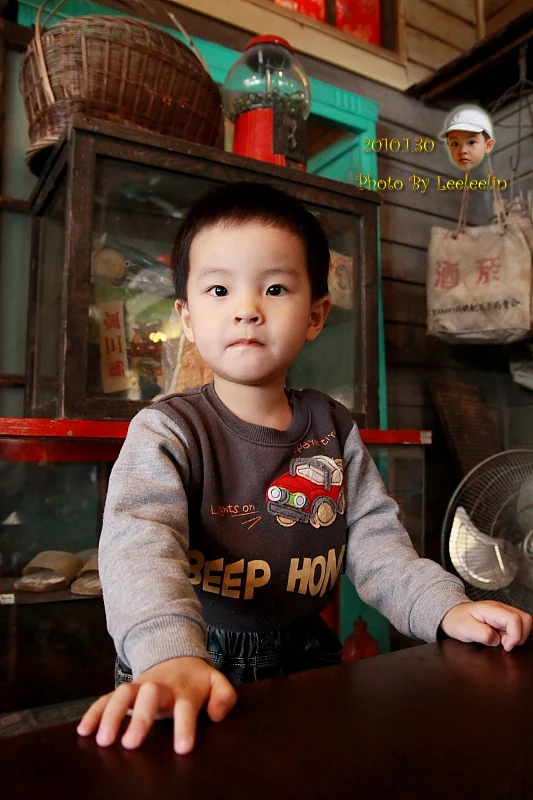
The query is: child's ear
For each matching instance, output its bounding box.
[486,138,495,153]
[174,299,195,343]
[306,296,332,342]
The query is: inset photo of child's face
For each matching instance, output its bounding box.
[447,129,495,170]
[439,106,496,171]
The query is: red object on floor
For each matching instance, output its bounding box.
[342,616,380,661]
[274,0,326,22]
[335,0,381,46]
[321,603,336,630]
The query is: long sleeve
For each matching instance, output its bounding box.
[99,408,209,678]
[343,424,470,642]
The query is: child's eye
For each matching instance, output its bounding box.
[208,286,228,297]
[266,285,288,296]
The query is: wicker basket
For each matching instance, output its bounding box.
[19,2,222,175]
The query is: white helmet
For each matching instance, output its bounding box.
[439,106,494,140]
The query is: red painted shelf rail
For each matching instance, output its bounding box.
[0,418,431,462]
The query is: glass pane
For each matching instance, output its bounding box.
[0,212,31,375]
[89,158,217,401]
[0,388,24,418]
[35,190,66,408]
[2,50,37,200]
[287,204,360,411]
[0,439,101,585]
[368,444,425,557]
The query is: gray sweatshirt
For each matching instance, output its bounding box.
[100,383,469,678]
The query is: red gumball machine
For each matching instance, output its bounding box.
[222,35,311,169]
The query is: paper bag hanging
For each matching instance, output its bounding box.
[427,189,532,344]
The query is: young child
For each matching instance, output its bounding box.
[440,105,495,170]
[78,182,531,754]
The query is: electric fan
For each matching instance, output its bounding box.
[441,449,533,613]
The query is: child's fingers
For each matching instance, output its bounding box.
[206,671,238,723]
[77,693,114,736]
[519,612,533,644]
[173,697,201,755]
[95,683,141,746]
[495,614,523,652]
[460,616,501,647]
[121,682,169,750]
[471,605,529,651]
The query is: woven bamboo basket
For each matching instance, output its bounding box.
[19,0,222,175]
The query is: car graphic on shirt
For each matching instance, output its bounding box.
[266,455,345,529]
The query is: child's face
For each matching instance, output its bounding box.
[176,222,330,388]
[447,129,494,169]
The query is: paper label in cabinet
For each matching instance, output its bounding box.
[99,300,129,393]
[329,250,353,310]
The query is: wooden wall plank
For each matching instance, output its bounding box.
[383,280,427,325]
[426,0,477,24]
[300,54,449,136]
[491,134,533,178]
[388,403,437,430]
[507,405,533,447]
[380,203,456,249]
[486,0,532,34]
[167,0,411,90]
[381,241,428,284]
[378,160,488,222]
[385,323,511,370]
[406,27,462,70]
[387,364,506,408]
[504,379,533,408]
[485,0,510,18]
[405,0,477,52]
[406,61,433,87]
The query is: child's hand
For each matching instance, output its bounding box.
[77,656,237,754]
[441,601,532,651]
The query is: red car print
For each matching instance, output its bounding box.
[266,455,345,528]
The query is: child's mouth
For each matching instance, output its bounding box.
[231,339,264,347]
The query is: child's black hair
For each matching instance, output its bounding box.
[170,182,330,302]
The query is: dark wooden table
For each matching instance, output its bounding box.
[3,638,533,800]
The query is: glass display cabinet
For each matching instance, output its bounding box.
[25,115,380,423]
[0,418,124,713]
[337,432,430,656]
[0,419,428,713]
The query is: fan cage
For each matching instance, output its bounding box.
[441,449,533,612]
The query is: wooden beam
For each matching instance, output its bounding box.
[406,9,533,103]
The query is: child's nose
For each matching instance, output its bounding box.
[233,300,264,324]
